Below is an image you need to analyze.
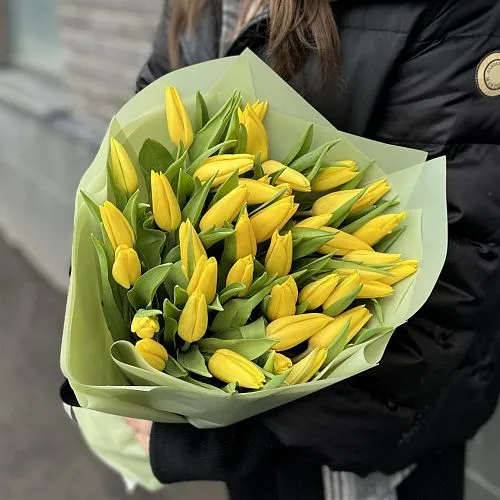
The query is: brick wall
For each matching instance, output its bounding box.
[59,0,163,124]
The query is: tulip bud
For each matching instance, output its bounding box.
[312,189,361,216]
[250,196,298,243]
[318,228,373,256]
[179,219,207,278]
[251,100,269,121]
[309,305,372,348]
[194,154,254,187]
[286,348,327,385]
[335,267,389,283]
[226,255,254,296]
[379,260,419,286]
[299,274,339,311]
[266,313,333,351]
[344,250,401,266]
[131,314,160,339]
[100,201,135,250]
[136,338,168,371]
[234,205,257,259]
[323,272,362,311]
[199,186,248,232]
[239,177,287,205]
[187,255,218,304]
[262,160,311,192]
[165,86,193,148]
[267,277,298,321]
[312,162,358,192]
[358,281,394,299]
[178,290,208,343]
[294,214,332,229]
[238,105,268,161]
[112,244,141,289]
[151,171,182,231]
[273,352,293,375]
[110,138,138,198]
[353,212,407,246]
[265,230,293,277]
[353,179,391,213]
[208,349,265,389]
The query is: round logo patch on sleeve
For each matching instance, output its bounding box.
[476,52,500,97]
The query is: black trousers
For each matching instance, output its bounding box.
[397,446,465,500]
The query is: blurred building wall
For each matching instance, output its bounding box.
[0,0,162,290]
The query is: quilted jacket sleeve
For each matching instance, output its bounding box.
[262,1,500,474]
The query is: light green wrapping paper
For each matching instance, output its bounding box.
[61,52,447,430]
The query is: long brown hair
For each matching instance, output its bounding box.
[168,0,340,79]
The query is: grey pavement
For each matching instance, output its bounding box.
[0,234,226,500]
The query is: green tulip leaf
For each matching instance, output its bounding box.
[262,350,276,372]
[326,188,367,228]
[127,264,172,310]
[247,272,276,297]
[283,124,314,166]
[134,308,162,318]
[123,189,139,236]
[340,161,373,191]
[261,370,290,390]
[341,198,400,234]
[253,152,264,179]
[236,317,267,340]
[195,91,209,132]
[208,295,224,312]
[221,108,239,154]
[223,382,238,394]
[219,283,247,304]
[177,346,212,378]
[136,216,166,270]
[163,317,178,346]
[295,301,309,315]
[187,139,238,175]
[138,138,174,192]
[164,261,189,299]
[324,259,392,276]
[91,236,129,341]
[371,299,384,324]
[236,124,248,154]
[314,321,352,380]
[374,226,407,253]
[248,186,289,217]
[164,355,187,378]
[209,169,239,208]
[291,228,336,260]
[163,298,181,320]
[199,226,235,249]
[323,285,363,317]
[163,245,181,264]
[268,166,288,185]
[181,173,216,227]
[353,325,394,346]
[173,285,189,309]
[289,140,340,173]
[80,190,102,222]
[198,338,277,360]
[307,140,334,182]
[106,163,127,211]
[189,90,241,161]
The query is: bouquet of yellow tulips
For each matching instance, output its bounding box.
[62,51,447,433]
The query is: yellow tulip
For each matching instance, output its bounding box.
[336,267,389,283]
[238,105,268,161]
[110,138,138,197]
[131,314,160,340]
[379,260,419,286]
[208,349,265,389]
[234,205,257,259]
[294,214,332,229]
[312,189,361,216]
[344,250,401,266]
[151,171,182,231]
[266,313,333,351]
[318,228,373,256]
[178,291,208,343]
[136,338,168,371]
[238,177,287,205]
[226,255,254,296]
[187,255,218,304]
[199,186,248,231]
[112,244,141,289]
[358,281,394,299]
[179,219,207,277]
[250,196,298,243]
[286,348,327,385]
[312,164,358,192]
[352,179,391,213]
[323,272,362,311]
[309,305,372,348]
[273,352,293,375]
[266,277,298,321]
[251,100,269,121]
[100,201,135,250]
[262,160,311,192]
[299,274,339,311]
[353,212,407,246]
[194,154,254,187]
[165,86,193,148]
[265,230,293,277]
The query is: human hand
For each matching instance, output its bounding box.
[125,418,152,452]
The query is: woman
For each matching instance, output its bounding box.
[130,1,500,499]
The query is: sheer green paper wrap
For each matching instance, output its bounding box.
[61,51,447,432]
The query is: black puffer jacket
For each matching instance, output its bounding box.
[137,0,500,496]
